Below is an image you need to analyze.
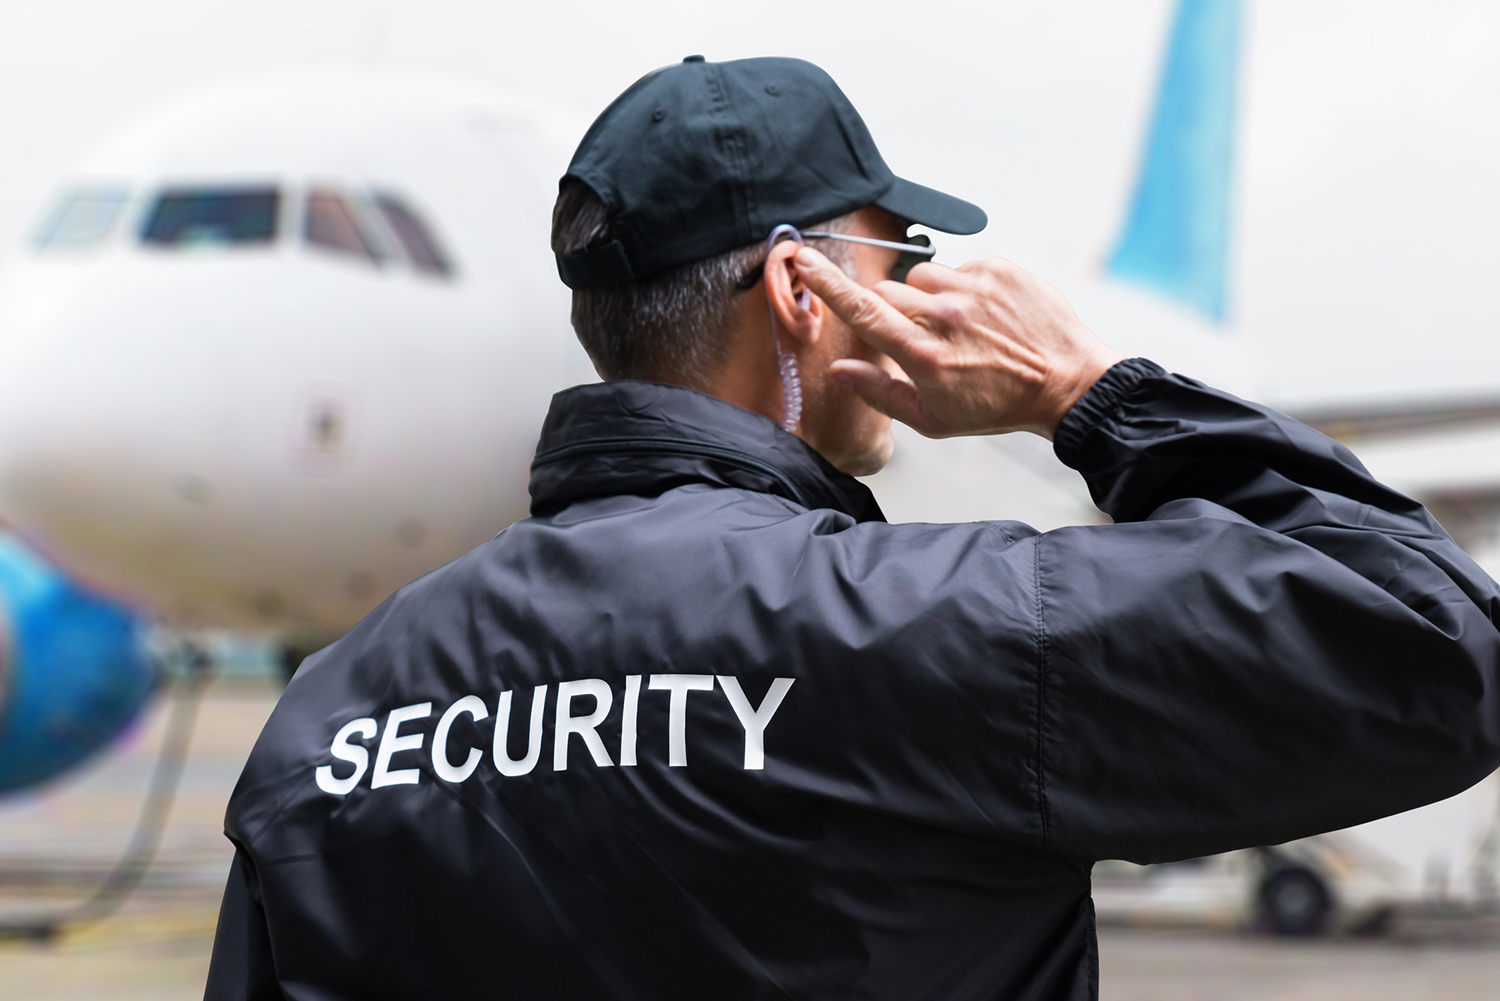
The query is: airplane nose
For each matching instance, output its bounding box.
[0,534,158,793]
[0,248,551,636]
[0,260,228,616]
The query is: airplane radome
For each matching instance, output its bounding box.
[0,74,594,662]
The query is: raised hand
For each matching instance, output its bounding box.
[795,248,1124,440]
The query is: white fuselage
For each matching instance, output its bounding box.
[0,76,592,640]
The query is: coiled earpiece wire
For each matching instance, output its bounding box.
[764,224,808,433]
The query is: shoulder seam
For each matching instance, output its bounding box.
[1032,534,1053,850]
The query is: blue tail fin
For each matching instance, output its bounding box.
[1107,0,1240,323]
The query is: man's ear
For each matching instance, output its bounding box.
[763,238,821,347]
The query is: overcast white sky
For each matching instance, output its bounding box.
[1,0,1496,406]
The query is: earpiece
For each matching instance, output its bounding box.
[765,224,813,310]
[766,224,803,256]
[765,225,806,432]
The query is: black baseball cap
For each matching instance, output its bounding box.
[557,55,987,290]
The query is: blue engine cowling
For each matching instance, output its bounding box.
[0,534,158,793]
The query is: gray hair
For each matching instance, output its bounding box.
[551,179,856,385]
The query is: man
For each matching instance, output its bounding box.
[207,57,1500,1000]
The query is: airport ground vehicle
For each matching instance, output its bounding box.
[1094,772,1500,936]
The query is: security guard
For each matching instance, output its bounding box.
[207,57,1500,1000]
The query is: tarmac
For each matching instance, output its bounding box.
[2,679,1498,1000]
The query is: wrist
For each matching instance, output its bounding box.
[1040,344,1126,440]
[1051,356,1166,463]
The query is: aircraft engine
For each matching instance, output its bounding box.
[0,533,157,793]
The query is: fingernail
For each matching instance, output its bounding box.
[794,247,818,267]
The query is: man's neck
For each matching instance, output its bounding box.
[680,297,786,428]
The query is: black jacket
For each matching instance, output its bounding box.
[207,359,1500,1001]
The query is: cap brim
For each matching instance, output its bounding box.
[875,177,987,236]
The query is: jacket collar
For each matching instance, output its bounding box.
[529,380,885,523]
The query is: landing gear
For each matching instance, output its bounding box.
[1258,866,1332,936]
[0,640,215,941]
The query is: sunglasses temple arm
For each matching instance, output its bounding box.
[800,231,936,258]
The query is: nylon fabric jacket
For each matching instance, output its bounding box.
[206,358,1500,1001]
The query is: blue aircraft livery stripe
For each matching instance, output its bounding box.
[0,534,158,793]
[1108,0,1240,323]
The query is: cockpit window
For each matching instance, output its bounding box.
[373,193,454,277]
[141,188,279,247]
[32,189,130,250]
[305,189,382,263]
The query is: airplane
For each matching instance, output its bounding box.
[0,73,593,793]
[0,0,1495,937]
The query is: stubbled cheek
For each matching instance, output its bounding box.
[842,424,895,477]
[838,403,895,476]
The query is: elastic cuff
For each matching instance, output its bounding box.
[1052,357,1165,468]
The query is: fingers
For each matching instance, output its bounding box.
[871,279,940,320]
[874,280,978,351]
[794,247,922,360]
[901,260,967,294]
[828,359,934,434]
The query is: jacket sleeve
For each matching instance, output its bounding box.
[1037,357,1500,863]
[204,848,284,1001]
